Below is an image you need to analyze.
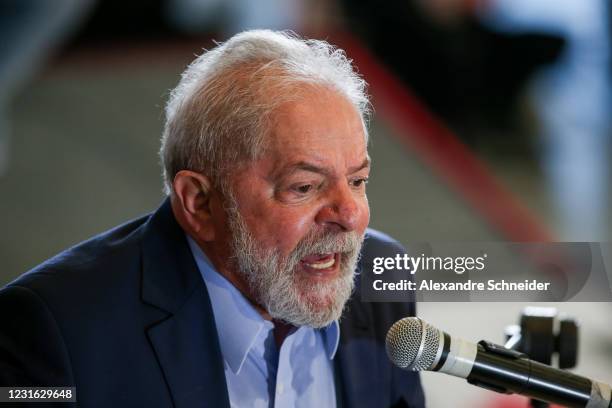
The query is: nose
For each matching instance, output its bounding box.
[314,182,367,232]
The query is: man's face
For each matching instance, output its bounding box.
[218,87,370,327]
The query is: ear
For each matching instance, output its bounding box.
[172,170,217,241]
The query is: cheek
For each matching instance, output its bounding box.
[243,208,315,253]
[273,212,315,252]
[357,198,371,232]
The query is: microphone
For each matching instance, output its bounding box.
[385,317,612,408]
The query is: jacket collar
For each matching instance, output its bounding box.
[140,198,231,408]
[141,198,202,313]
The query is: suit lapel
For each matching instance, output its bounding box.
[141,199,230,408]
[335,300,390,408]
[146,287,229,408]
[334,241,392,408]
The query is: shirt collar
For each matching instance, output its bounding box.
[323,319,340,360]
[186,236,340,372]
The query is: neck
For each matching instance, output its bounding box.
[273,319,295,347]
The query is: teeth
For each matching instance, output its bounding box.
[305,256,335,269]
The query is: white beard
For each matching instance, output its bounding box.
[225,194,364,328]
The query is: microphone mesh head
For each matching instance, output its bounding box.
[415,323,441,370]
[385,317,442,371]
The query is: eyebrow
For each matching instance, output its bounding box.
[282,157,371,178]
[349,157,371,174]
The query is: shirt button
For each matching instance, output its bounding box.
[277,383,284,395]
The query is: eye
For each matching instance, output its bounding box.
[351,177,369,188]
[295,184,313,194]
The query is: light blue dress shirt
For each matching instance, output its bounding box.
[186,237,339,408]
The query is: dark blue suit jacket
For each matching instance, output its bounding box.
[0,199,425,408]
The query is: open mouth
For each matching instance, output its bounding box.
[300,253,339,274]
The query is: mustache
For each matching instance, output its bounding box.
[287,230,364,266]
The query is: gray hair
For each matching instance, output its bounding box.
[160,29,370,195]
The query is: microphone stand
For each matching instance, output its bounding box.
[504,307,580,408]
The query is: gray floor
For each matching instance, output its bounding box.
[1,60,181,278]
[1,47,610,407]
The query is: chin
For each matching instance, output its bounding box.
[296,281,351,327]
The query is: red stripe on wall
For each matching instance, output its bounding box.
[334,34,553,242]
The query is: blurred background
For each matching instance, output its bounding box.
[0,0,610,407]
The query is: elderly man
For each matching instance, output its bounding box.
[0,30,424,407]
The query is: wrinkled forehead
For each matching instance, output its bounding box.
[251,87,369,179]
[263,84,368,151]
